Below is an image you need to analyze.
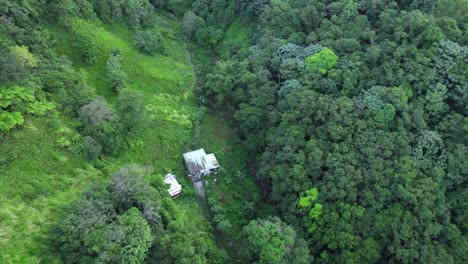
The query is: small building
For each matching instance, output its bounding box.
[183,148,220,181]
[164,173,182,198]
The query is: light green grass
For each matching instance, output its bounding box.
[0,117,103,263]
[197,111,236,154]
[49,18,194,103]
[48,16,199,173]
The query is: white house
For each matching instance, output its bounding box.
[183,148,220,181]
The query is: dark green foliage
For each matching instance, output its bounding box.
[434,40,468,115]
[106,53,128,92]
[182,11,204,38]
[194,0,468,262]
[78,96,120,154]
[411,130,447,168]
[51,166,155,263]
[71,27,97,65]
[134,30,165,55]
[110,164,151,212]
[166,0,192,16]
[117,89,146,132]
[278,79,302,96]
[91,0,156,29]
[85,207,153,263]
[204,59,256,111]
[0,46,35,85]
[240,0,270,24]
[122,0,155,30]
[186,0,246,47]
[51,186,117,263]
[47,0,85,29]
[239,217,312,264]
[42,56,94,115]
[91,0,124,22]
[83,136,102,159]
[208,197,232,234]
[51,164,222,263]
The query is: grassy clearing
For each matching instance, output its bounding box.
[218,19,252,59]
[195,111,268,255]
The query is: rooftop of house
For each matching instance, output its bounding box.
[183,148,220,176]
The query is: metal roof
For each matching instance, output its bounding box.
[206,153,220,169]
[183,148,219,175]
[164,173,182,197]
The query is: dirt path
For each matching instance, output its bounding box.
[193,180,206,198]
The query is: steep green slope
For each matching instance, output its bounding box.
[0,11,213,263]
[0,118,103,263]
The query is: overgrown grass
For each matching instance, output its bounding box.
[195,111,269,256]
[0,117,103,263]
[218,19,252,60]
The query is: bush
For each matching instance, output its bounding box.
[43,58,94,115]
[83,136,102,159]
[106,53,128,92]
[0,85,55,131]
[78,97,120,154]
[72,29,97,65]
[0,45,37,85]
[117,89,146,132]
[134,30,165,55]
[182,11,204,37]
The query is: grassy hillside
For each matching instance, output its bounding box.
[0,118,103,263]
[0,12,213,263]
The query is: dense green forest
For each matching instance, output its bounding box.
[0,0,467,263]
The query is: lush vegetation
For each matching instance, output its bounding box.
[1,0,467,263]
[185,0,467,263]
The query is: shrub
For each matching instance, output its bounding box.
[106,53,128,92]
[72,29,97,65]
[117,89,146,132]
[78,97,120,154]
[83,136,102,159]
[0,85,55,131]
[134,30,165,55]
